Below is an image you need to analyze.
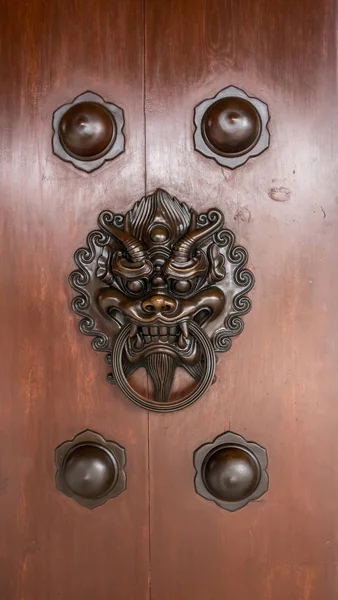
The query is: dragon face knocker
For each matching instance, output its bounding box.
[70,189,254,411]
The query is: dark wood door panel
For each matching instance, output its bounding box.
[0,2,149,599]
[1,1,338,598]
[145,1,338,598]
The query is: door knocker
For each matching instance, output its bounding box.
[70,189,254,411]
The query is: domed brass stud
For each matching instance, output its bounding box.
[55,430,126,509]
[52,91,125,172]
[202,97,261,156]
[194,86,270,169]
[194,431,268,511]
[58,102,116,160]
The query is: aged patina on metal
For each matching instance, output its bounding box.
[194,85,270,169]
[194,431,269,512]
[52,91,125,172]
[55,430,127,509]
[70,189,254,411]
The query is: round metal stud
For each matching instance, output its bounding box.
[58,102,116,160]
[52,91,125,173]
[63,444,117,499]
[201,97,261,156]
[194,431,268,511]
[55,430,126,509]
[194,86,270,169]
[202,445,260,502]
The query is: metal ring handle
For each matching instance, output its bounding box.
[111,321,216,412]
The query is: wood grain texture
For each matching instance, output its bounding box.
[0,2,148,599]
[145,1,338,598]
[2,1,338,598]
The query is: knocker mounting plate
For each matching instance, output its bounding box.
[70,189,254,411]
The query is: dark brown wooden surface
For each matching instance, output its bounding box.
[145,1,338,599]
[1,1,338,598]
[0,2,149,599]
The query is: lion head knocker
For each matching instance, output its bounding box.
[70,189,254,411]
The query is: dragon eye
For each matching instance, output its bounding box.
[127,280,144,293]
[173,280,192,293]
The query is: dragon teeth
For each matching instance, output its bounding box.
[131,323,186,346]
[130,323,138,337]
[180,321,189,338]
[178,333,189,349]
[135,333,144,349]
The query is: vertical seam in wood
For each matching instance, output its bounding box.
[144,0,147,196]
[143,1,152,599]
[147,411,152,600]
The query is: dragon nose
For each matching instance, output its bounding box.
[142,295,176,314]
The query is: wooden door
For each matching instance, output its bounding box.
[0,2,149,599]
[1,1,337,599]
[145,2,338,598]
